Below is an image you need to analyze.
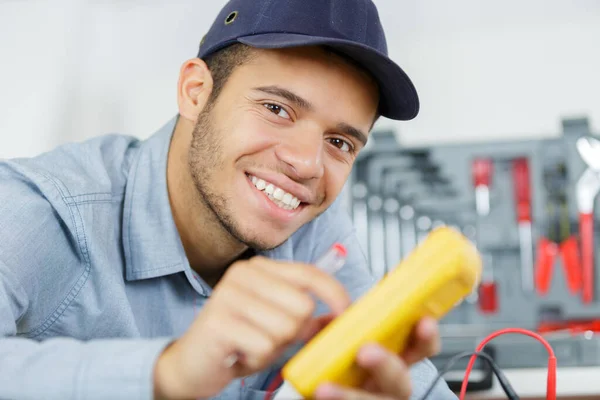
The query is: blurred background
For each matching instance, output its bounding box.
[1,0,598,157]
[1,0,600,399]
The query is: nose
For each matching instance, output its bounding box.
[275,130,324,181]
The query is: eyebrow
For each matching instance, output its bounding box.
[337,122,368,147]
[253,85,314,111]
[253,85,368,147]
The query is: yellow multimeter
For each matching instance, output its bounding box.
[282,226,482,398]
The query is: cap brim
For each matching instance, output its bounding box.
[237,33,419,121]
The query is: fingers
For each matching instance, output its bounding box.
[356,344,412,399]
[401,317,441,365]
[314,383,394,400]
[219,315,283,371]
[247,256,352,315]
[225,261,318,319]
[164,255,351,398]
[203,257,350,374]
[220,282,307,345]
[313,344,413,400]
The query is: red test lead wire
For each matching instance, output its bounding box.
[459,328,556,400]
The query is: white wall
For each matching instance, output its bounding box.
[0,0,599,158]
[375,0,600,147]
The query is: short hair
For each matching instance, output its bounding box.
[202,43,256,104]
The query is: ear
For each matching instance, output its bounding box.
[177,58,214,121]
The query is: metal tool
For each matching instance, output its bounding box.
[382,167,454,260]
[538,318,600,336]
[576,136,600,169]
[383,197,401,272]
[366,157,416,193]
[472,158,493,216]
[512,158,534,293]
[470,158,497,310]
[576,136,600,303]
[367,194,386,279]
[351,182,370,264]
[535,162,582,295]
[399,205,417,256]
[416,215,432,243]
[460,225,480,305]
[380,167,424,266]
[466,219,496,312]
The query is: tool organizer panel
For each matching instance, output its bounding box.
[346,117,600,377]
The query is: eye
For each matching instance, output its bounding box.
[328,138,353,153]
[263,103,291,120]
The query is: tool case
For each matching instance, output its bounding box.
[346,116,600,390]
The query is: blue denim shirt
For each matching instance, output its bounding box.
[0,118,455,399]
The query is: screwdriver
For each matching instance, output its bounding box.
[471,159,497,312]
[472,158,493,216]
[513,158,534,293]
[478,253,498,314]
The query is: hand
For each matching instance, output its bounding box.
[313,317,441,400]
[153,256,351,400]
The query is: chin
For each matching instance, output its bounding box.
[235,221,296,251]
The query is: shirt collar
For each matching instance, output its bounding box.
[121,117,296,289]
[122,117,188,281]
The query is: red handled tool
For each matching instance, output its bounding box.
[535,236,581,295]
[513,158,534,293]
[581,212,594,303]
[576,168,600,303]
[472,158,493,216]
[535,163,582,295]
[472,159,497,312]
[538,318,600,335]
[535,202,582,295]
[478,253,498,314]
[575,136,600,304]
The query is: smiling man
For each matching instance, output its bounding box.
[0,0,457,399]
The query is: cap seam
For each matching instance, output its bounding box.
[252,0,274,34]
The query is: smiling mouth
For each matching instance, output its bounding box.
[246,174,303,211]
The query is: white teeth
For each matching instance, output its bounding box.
[273,188,284,200]
[249,175,301,211]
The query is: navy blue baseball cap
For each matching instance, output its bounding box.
[197,0,419,121]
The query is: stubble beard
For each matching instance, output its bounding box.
[188,106,284,252]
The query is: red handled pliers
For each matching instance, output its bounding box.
[535,205,582,295]
[535,165,582,295]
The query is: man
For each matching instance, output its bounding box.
[0,0,457,399]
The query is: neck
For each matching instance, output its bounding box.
[167,117,247,283]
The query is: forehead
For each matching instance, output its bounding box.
[225,46,379,126]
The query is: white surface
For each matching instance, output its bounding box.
[0,1,599,158]
[465,367,600,399]
[273,381,303,400]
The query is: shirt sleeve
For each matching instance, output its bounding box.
[0,161,173,400]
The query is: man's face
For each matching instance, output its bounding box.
[189,46,379,250]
